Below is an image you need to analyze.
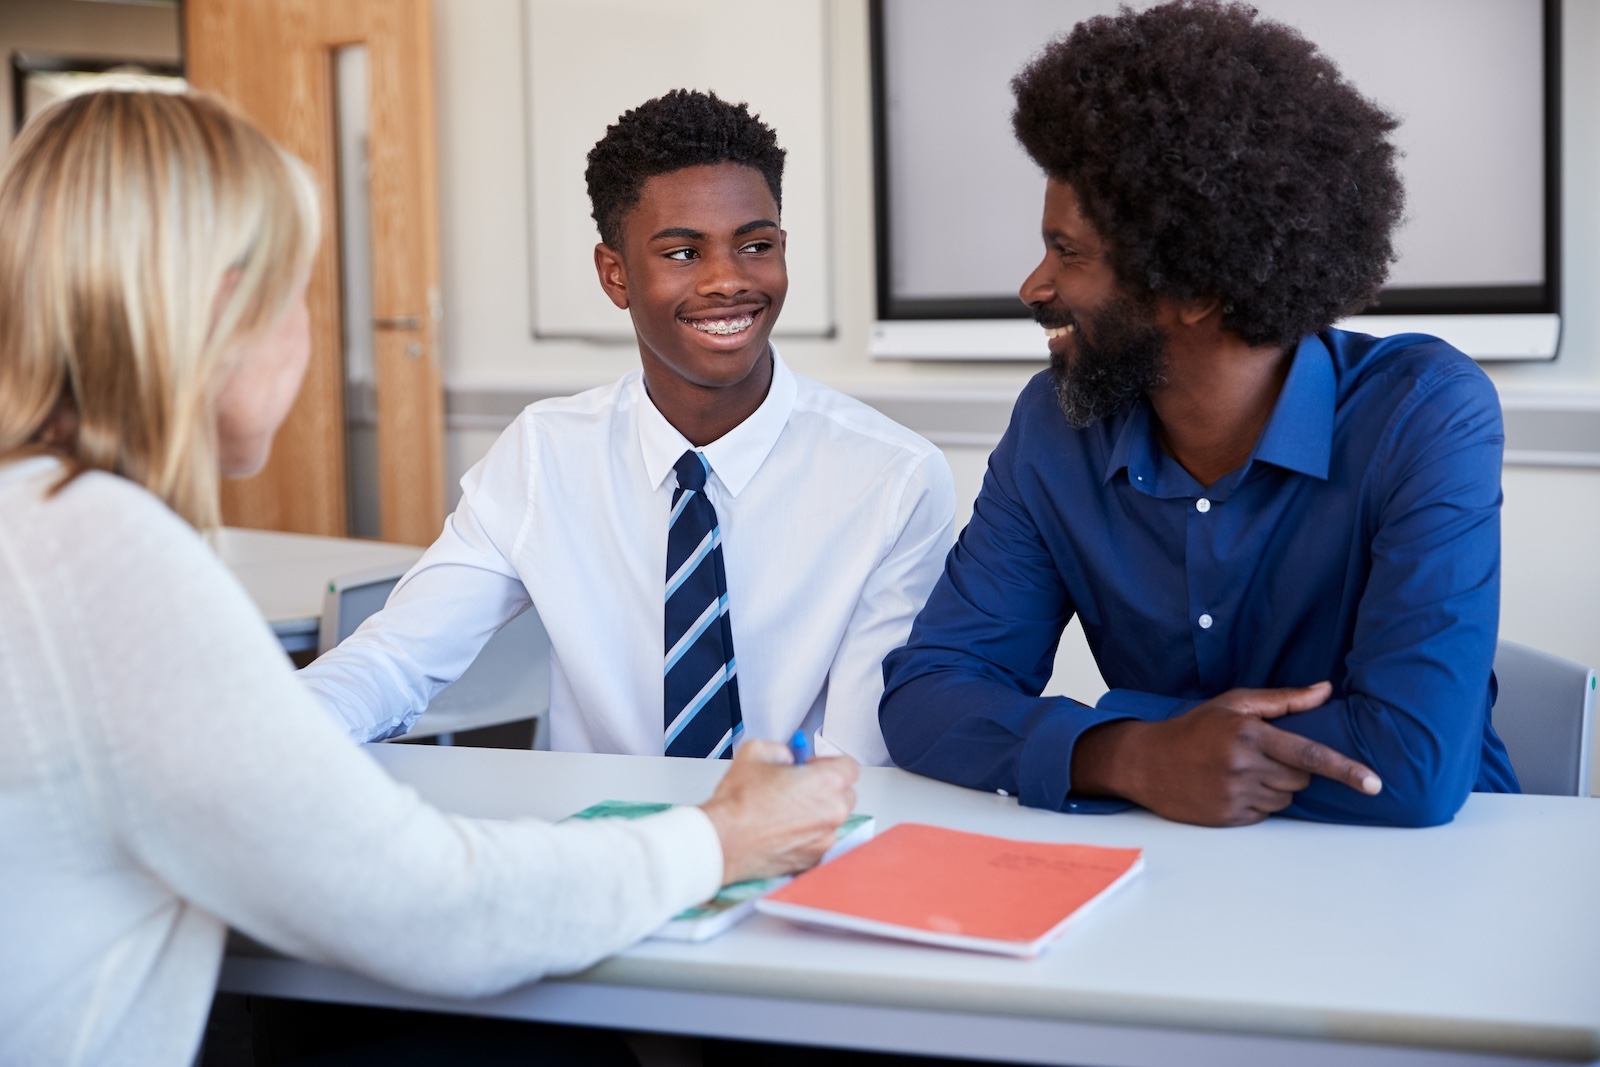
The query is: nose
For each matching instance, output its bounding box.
[1019,254,1055,309]
[697,244,750,299]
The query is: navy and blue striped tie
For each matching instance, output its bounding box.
[663,450,743,758]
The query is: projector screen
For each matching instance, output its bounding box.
[871,0,1560,360]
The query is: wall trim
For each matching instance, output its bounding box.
[410,383,1600,467]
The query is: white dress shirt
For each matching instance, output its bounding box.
[0,457,722,1067]
[300,350,956,763]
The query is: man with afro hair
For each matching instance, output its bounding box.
[303,89,955,767]
[881,1,1518,828]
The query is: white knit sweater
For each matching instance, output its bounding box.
[0,457,723,1067]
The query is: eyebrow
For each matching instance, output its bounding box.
[647,219,779,243]
[1044,228,1098,253]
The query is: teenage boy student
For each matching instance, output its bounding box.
[302,90,955,763]
[880,0,1519,827]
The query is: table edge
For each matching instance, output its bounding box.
[565,955,1599,1062]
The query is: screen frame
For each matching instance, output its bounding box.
[869,0,1563,324]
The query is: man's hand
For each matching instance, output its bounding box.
[1071,683,1382,827]
[699,740,859,884]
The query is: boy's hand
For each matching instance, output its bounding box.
[699,740,858,884]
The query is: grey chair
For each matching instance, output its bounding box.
[1491,639,1596,797]
[319,564,551,747]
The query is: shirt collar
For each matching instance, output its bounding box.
[1252,334,1335,480]
[1103,402,1156,488]
[1102,333,1334,487]
[635,345,798,498]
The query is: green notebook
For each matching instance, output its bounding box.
[568,799,875,942]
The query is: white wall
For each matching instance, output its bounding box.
[431,0,1038,398]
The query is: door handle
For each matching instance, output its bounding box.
[372,315,421,331]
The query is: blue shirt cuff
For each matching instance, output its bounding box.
[1016,699,1138,812]
[1095,689,1200,719]
[1016,691,1206,813]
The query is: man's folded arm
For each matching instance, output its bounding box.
[1265,369,1507,826]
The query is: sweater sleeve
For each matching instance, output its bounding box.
[45,477,723,997]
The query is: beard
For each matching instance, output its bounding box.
[1038,293,1169,430]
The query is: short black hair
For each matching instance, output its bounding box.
[1012,0,1404,349]
[585,89,786,249]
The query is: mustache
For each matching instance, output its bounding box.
[1031,303,1077,331]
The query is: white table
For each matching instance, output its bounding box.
[212,526,424,653]
[218,746,1600,1067]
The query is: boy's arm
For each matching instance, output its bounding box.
[812,450,956,765]
[299,418,535,742]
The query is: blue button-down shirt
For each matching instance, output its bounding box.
[881,329,1519,827]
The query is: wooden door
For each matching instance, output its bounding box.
[186,0,446,546]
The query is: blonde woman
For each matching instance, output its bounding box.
[0,91,858,1067]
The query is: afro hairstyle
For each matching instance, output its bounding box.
[1012,0,1405,349]
[585,88,785,250]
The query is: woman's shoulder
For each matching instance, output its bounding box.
[4,459,202,562]
[1,459,247,630]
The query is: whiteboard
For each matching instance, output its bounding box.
[879,0,1547,305]
[524,0,834,340]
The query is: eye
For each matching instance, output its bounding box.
[664,248,698,261]
[740,240,774,255]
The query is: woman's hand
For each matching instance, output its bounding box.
[698,740,859,884]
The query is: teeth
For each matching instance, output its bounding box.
[1044,324,1076,339]
[685,313,755,336]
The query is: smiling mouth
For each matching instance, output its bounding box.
[684,313,756,336]
[679,304,766,339]
[1043,324,1076,340]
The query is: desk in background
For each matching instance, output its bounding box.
[213,526,424,654]
[220,746,1600,1067]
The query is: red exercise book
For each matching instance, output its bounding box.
[755,822,1143,957]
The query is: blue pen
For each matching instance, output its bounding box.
[788,729,811,765]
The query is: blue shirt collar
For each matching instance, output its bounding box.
[1103,402,1156,489]
[1102,333,1335,488]
[1252,334,1335,481]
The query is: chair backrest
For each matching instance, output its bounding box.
[1491,639,1596,797]
[317,564,551,744]
[319,564,411,654]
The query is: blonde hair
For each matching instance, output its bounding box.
[0,90,320,527]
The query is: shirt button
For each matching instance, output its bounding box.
[1196,498,1211,513]
[1198,613,1214,629]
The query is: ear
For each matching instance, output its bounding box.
[1176,296,1221,328]
[593,243,629,310]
